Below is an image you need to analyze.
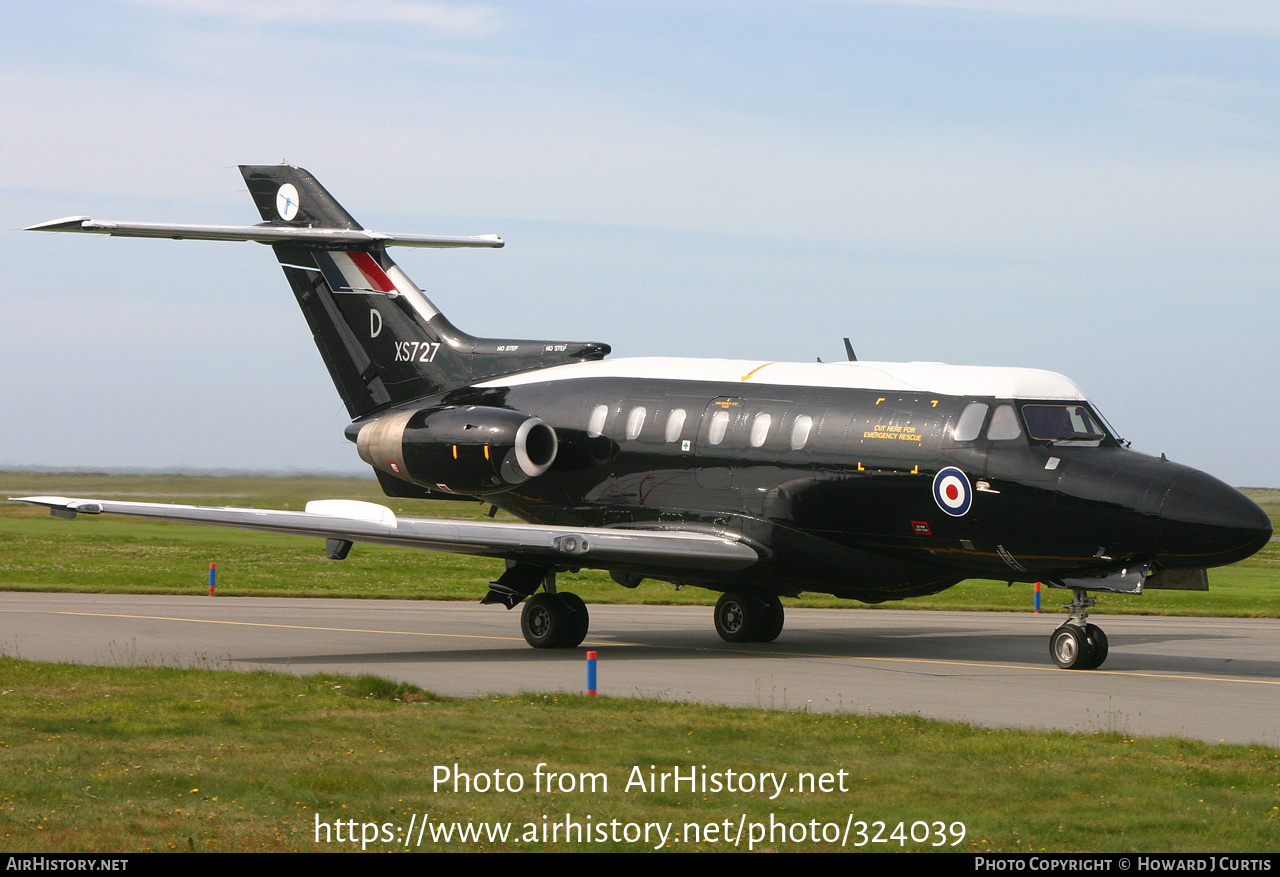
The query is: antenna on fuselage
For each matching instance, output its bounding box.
[843,338,857,362]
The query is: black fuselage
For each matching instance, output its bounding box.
[360,373,1272,603]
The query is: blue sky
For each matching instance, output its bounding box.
[3,0,1278,486]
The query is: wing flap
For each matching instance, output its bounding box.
[12,496,758,573]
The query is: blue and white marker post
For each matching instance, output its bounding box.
[208,562,216,596]
[586,651,597,696]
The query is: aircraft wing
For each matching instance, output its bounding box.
[11,496,758,574]
[24,217,503,248]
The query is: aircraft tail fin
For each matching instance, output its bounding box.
[240,165,363,229]
[235,165,609,420]
[27,165,610,420]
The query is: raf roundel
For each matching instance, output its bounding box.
[932,466,972,517]
[276,183,300,221]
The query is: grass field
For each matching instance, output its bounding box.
[1,658,1276,853]
[2,472,1276,854]
[2,472,1276,617]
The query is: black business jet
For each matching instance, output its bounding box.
[18,165,1272,670]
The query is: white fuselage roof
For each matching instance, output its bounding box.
[476,357,1088,401]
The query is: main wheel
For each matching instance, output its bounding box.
[714,593,759,643]
[1080,623,1109,670]
[521,594,569,649]
[756,595,785,643]
[558,592,590,649]
[1050,624,1095,670]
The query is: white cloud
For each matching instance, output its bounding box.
[1123,74,1280,144]
[838,0,1280,35]
[119,0,502,38]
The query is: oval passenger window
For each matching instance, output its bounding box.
[750,413,772,448]
[665,408,686,442]
[587,404,608,438]
[790,415,813,450]
[708,409,731,445]
[626,407,647,440]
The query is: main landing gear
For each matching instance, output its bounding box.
[714,592,785,643]
[1050,588,1109,670]
[485,563,590,649]
[520,591,590,649]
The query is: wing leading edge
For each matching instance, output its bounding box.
[11,496,758,574]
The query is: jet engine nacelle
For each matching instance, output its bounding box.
[355,405,558,495]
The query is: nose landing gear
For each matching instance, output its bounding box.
[1050,588,1109,670]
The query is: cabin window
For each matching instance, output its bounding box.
[987,404,1023,440]
[665,408,686,442]
[587,404,608,438]
[625,406,647,440]
[790,415,813,450]
[952,402,988,442]
[708,409,731,445]
[1021,404,1106,444]
[750,413,772,448]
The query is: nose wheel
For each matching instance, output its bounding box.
[1050,589,1109,669]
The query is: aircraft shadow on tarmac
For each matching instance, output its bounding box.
[229,627,1280,679]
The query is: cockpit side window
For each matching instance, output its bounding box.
[1020,404,1107,445]
[951,402,989,442]
[986,404,1023,441]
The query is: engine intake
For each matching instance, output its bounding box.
[356,405,558,495]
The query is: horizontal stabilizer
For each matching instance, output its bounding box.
[11,496,758,574]
[24,217,503,249]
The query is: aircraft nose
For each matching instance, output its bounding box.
[1157,472,1272,569]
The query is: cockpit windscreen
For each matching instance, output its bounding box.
[1020,404,1108,445]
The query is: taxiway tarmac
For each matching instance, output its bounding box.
[0,592,1276,746]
